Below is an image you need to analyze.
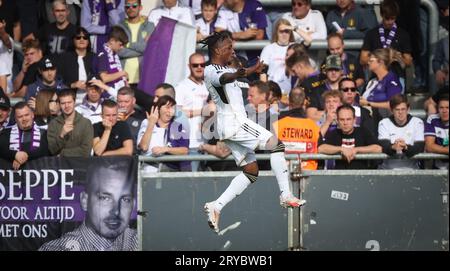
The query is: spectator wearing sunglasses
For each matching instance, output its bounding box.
[339,77,376,137]
[58,27,96,105]
[260,19,295,97]
[118,0,155,87]
[282,0,327,44]
[174,53,210,171]
[378,94,424,169]
[33,89,60,130]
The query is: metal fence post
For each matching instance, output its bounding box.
[421,0,440,94]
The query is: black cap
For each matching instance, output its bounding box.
[0,91,11,109]
[39,57,56,70]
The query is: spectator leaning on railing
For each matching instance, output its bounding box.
[118,0,155,86]
[318,104,382,169]
[282,0,326,44]
[424,94,449,169]
[338,77,376,137]
[137,95,190,172]
[378,94,425,169]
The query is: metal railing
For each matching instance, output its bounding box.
[139,153,449,163]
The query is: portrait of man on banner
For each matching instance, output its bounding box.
[39,158,138,251]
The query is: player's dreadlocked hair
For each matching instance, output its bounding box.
[199,31,233,59]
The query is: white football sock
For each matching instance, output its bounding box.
[215,173,251,212]
[270,151,291,198]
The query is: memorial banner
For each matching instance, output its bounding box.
[0,156,137,251]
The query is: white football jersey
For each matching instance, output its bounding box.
[204,64,248,139]
[378,116,424,169]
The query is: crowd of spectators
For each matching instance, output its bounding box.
[0,0,448,171]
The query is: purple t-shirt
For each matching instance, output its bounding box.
[165,121,191,171]
[365,71,402,102]
[96,43,126,90]
[85,0,124,53]
[238,0,267,65]
[238,0,268,32]
[424,114,449,147]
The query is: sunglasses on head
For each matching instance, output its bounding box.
[341,87,357,93]
[191,63,206,68]
[278,29,292,34]
[125,3,139,9]
[75,35,88,40]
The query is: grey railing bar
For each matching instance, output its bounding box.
[197,39,363,51]
[139,153,449,162]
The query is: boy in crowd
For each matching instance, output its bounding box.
[96,26,129,93]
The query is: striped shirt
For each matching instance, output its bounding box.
[39,222,137,251]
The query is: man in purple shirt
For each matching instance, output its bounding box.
[96,26,129,92]
[425,94,449,169]
[215,0,268,66]
[81,0,125,53]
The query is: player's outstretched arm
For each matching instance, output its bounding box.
[218,59,267,85]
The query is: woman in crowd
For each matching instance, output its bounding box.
[137,95,190,172]
[58,27,95,105]
[260,19,295,96]
[360,48,403,123]
[33,89,60,129]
